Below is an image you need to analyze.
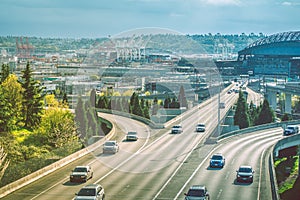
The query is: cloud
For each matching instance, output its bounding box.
[201,0,241,6]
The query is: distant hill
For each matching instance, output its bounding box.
[0,33,266,55]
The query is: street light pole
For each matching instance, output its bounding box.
[218,82,221,136]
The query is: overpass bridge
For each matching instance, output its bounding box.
[266,82,300,114]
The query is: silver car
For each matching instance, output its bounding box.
[103,140,119,154]
[75,184,105,200]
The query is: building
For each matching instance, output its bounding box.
[237,31,300,79]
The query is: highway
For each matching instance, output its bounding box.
[2,85,279,200]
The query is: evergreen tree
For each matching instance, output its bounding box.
[234,91,250,129]
[121,97,129,112]
[178,85,188,108]
[132,93,143,116]
[164,97,170,108]
[75,97,87,139]
[0,64,10,83]
[97,96,108,109]
[20,62,44,128]
[255,99,274,125]
[152,97,159,115]
[143,106,150,119]
[281,113,292,121]
[90,88,96,107]
[248,101,258,126]
[62,93,68,106]
[85,101,98,140]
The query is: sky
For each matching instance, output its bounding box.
[0,0,299,38]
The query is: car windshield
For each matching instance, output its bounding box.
[173,125,181,128]
[74,167,87,172]
[239,167,252,173]
[287,127,294,130]
[197,124,205,127]
[187,189,205,197]
[78,188,96,196]
[128,132,137,135]
[212,155,223,160]
[105,142,115,146]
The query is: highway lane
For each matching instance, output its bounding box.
[159,127,283,200]
[2,85,238,200]
[1,114,153,200]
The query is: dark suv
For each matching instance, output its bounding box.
[75,184,105,200]
[236,165,254,183]
[184,185,210,200]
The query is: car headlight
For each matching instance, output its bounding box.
[70,175,73,178]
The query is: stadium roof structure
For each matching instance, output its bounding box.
[239,31,300,56]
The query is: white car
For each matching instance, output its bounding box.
[126,131,138,141]
[103,140,119,154]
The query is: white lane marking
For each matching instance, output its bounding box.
[225,171,230,180]
[216,189,223,200]
[257,148,266,200]
[173,145,223,200]
[30,122,151,200]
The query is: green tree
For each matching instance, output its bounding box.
[281,113,291,122]
[97,96,108,109]
[164,97,171,108]
[152,97,159,115]
[75,97,87,140]
[0,63,10,83]
[38,108,79,148]
[85,101,99,140]
[178,85,188,108]
[0,74,24,132]
[255,99,274,125]
[132,93,143,116]
[38,97,80,148]
[90,89,96,107]
[21,62,44,128]
[248,101,258,126]
[234,91,250,129]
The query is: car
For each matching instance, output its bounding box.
[236,165,254,183]
[184,185,210,200]
[219,102,225,109]
[171,125,183,134]
[70,166,93,183]
[210,153,225,168]
[196,123,206,132]
[75,184,105,200]
[103,140,119,154]
[283,125,299,136]
[126,131,138,141]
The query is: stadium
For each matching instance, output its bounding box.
[236,31,300,79]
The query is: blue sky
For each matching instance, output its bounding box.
[0,0,299,38]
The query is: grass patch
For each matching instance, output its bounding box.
[275,155,299,199]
